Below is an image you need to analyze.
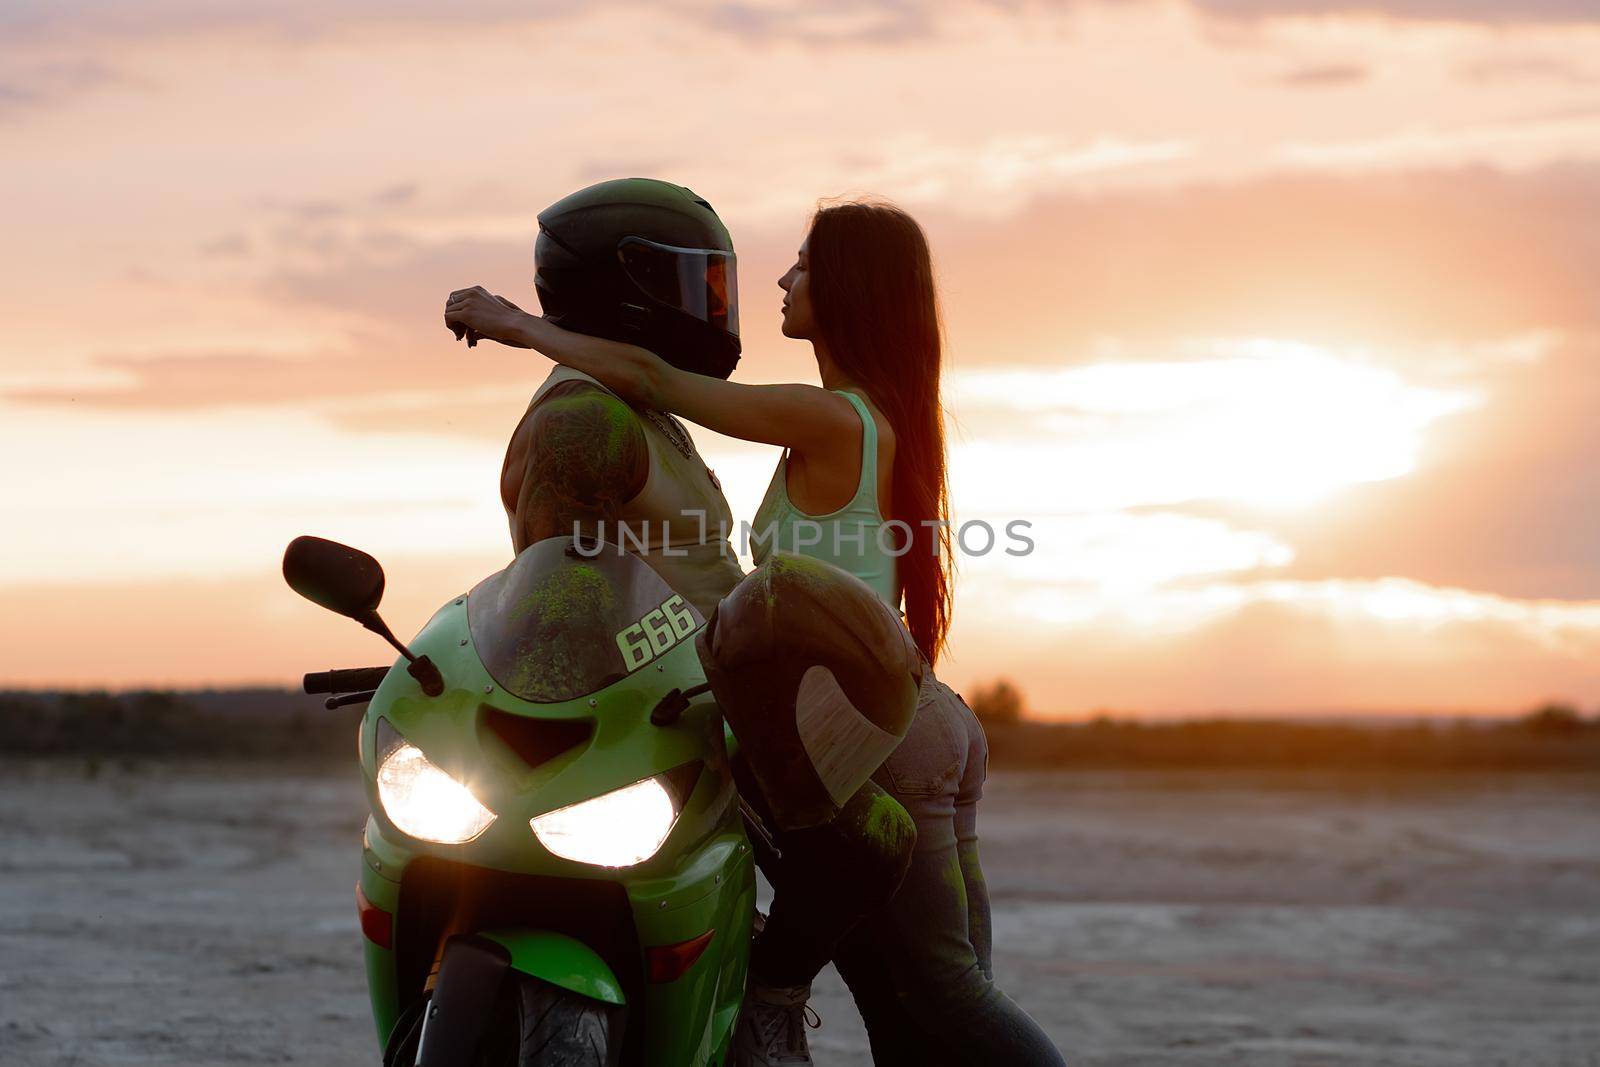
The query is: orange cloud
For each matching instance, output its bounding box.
[929,164,1600,359]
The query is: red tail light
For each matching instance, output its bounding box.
[646,929,715,983]
[355,883,392,950]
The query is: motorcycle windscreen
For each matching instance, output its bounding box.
[617,237,739,337]
[468,537,705,704]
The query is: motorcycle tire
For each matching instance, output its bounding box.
[475,975,615,1067]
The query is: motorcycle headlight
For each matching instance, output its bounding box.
[376,737,496,844]
[530,776,679,867]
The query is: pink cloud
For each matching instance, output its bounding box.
[928,163,1600,357]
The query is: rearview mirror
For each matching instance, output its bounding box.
[283,535,385,621]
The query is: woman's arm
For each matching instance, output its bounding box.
[445,285,856,452]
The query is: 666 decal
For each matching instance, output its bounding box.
[615,594,697,670]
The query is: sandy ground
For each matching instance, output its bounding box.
[1,762,1597,1067]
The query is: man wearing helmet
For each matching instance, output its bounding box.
[462,179,747,617]
[446,179,920,1067]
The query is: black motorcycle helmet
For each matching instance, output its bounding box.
[534,178,740,379]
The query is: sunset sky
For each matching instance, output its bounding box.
[5,0,1599,715]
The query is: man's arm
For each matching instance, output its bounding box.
[500,381,649,553]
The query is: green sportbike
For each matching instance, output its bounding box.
[283,533,759,1066]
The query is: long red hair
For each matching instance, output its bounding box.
[807,200,953,665]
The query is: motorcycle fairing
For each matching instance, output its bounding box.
[468,537,705,706]
[354,536,756,1063]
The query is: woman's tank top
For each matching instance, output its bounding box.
[751,390,900,610]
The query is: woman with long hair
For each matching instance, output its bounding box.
[447,199,1063,1066]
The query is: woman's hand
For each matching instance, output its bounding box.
[444,286,534,348]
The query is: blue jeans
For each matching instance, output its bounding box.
[832,674,1067,1066]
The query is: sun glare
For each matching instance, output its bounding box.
[950,340,1482,513]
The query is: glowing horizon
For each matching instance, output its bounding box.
[5,0,1600,716]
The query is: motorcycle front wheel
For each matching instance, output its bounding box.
[477,975,615,1067]
[387,977,615,1067]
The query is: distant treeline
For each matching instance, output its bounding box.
[982,707,1600,771]
[2,689,1598,771]
[0,689,362,764]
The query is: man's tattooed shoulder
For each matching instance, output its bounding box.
[504,382,649,550]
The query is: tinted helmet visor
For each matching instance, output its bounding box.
[617,237,739,337]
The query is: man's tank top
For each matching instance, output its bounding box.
[521,366,745,619]
[751,390,900,610]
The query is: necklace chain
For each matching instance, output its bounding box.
[643,409,695,461]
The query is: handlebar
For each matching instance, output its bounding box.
[304,666,391,695]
